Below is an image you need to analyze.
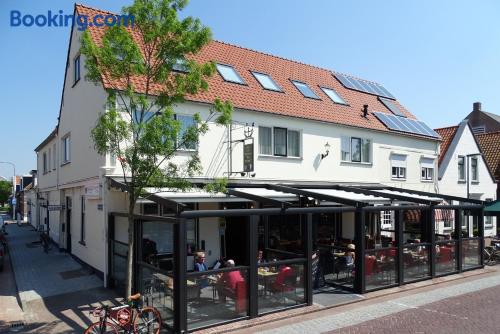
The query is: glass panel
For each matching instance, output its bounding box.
[273,128,287,156]
[458,156,465,180]
[402,244,431,282]
[257,262,305,315]
[361,139,371,163]
[287,130,300,157]
[266,214,304,260]
[471,158,478,181]
[252,72,281,91]
[351,138,361,162]
[259,126,272,155]
[177,114,197,150]
[462,238,481,269]
[321,87,346,104]
[216,64,245,84]
[138,265,174,327]
[365,248,398,290]
[187,268,248,330]
[435,241,457,275]
[291,81,319,99]
[341,137,350,161]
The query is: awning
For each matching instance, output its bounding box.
[485,200,500,213]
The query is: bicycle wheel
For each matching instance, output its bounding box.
[133,307,162,334]
[84,321,119,334]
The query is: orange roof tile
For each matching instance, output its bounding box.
[434,126,458,166]
[476,131,500,181]
[75,4,438,141]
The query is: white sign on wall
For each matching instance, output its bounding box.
[85,184,101,199]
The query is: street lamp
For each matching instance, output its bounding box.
[0,161,16,218]
[466,153,482,199]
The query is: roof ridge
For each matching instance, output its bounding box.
[434,125,458,131]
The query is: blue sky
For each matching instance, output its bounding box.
[1,0,500,177]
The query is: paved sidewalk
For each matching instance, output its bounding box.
[0,241,25,331]
[1,217,120,333]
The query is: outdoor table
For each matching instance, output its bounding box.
[258,270,278,295]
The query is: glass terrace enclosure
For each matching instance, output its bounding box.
[107,179,486,333]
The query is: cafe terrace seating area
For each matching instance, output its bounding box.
[107,178,489,332]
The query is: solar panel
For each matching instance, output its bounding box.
[334,73,395,99]
[373,112,440,139]
[379,97,406,117]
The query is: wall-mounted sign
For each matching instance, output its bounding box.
[243,142,254,172]
[97,204,103,211]
[48,205,64,211]
[85,184,101,199]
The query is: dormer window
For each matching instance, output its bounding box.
[216,64,245,84]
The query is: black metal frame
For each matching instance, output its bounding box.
[107,178,487,332]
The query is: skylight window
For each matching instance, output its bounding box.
[216,64,245,84]
[320,87,347,105]
[172,58,189,73]
[291,80,319,99]
[251,71,282,91]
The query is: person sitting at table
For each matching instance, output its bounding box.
[194,251,209,288]
[345,244,356,265]
[257,250,264,264]
[217,259,244,302]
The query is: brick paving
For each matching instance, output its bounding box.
[326,284,500,334]
[0,216,120,333]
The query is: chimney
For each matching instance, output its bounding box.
[473,102,482,112]
[363,104,368,118]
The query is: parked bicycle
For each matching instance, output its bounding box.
[85,293,161,334]
[484,241,500,265]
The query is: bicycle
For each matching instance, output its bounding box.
[484,242,500,265]
[85,293,162,334]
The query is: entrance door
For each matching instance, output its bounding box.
[66,197,72,253]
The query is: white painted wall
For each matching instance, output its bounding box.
[438,122,497,236]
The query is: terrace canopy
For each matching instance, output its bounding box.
[107,177,486,333]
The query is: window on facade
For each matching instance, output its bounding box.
[391,154,407,179]
[216,64,245,84]
[471,157,478,181]
[74,55,80,84]
[52,143,56,170]
[291,80,320,99]
[80,196,85,243]
[259,126,272,155]
[48,148,52,171]
[485,199,493,229]
[421,158,434,181]
[320,87,347,105]
[132,110,156,124]
[62,135,71,163]
[458,156,465,180]
[43,152,48,174]
[109,152,117,167]
[341,136,371,163]
[251,71,282,91]
[176,114,197,150]
[259,126,301,158]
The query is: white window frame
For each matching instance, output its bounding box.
[391,154,407,180]
[458,156,465,181]
[340,136,372,164]
[74,55,81,84]
[175,114,198,151]
[420,158,434,181]
[485,198,493,229]
[471,157,479,182]
[48,148,52,172]
[258,126,301,158]
[42,152,48,174]
[61,134,71,164]
[109,152,117,167]
[52,143,57,170]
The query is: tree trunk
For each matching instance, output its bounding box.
[126,203,135,297]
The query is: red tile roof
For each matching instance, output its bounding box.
[434,126,458,166]
[476,131,500,181]
[75,4,437,141]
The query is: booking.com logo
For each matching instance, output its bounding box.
[10,10,135,31]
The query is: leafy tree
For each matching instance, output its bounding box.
[81,0,232,295]
[0,180,11,207]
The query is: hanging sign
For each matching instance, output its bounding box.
[48,205,64,211]
[243,142,254,172]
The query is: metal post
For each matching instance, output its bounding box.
[429,206,436,277]
[455,209,462,272]
[108,214,115,288]
[396,208,404,285]
[354,207,365,293]
[174,220,187,333]
[303,213,313,305]
[248,215,259,317]
[478,208,485,267]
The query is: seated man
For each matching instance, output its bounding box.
[217,259,244,302]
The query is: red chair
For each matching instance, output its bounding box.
[272,266,295,292]
[234,281,247,313]
[365,255,377,275]
[438,246,453,263]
